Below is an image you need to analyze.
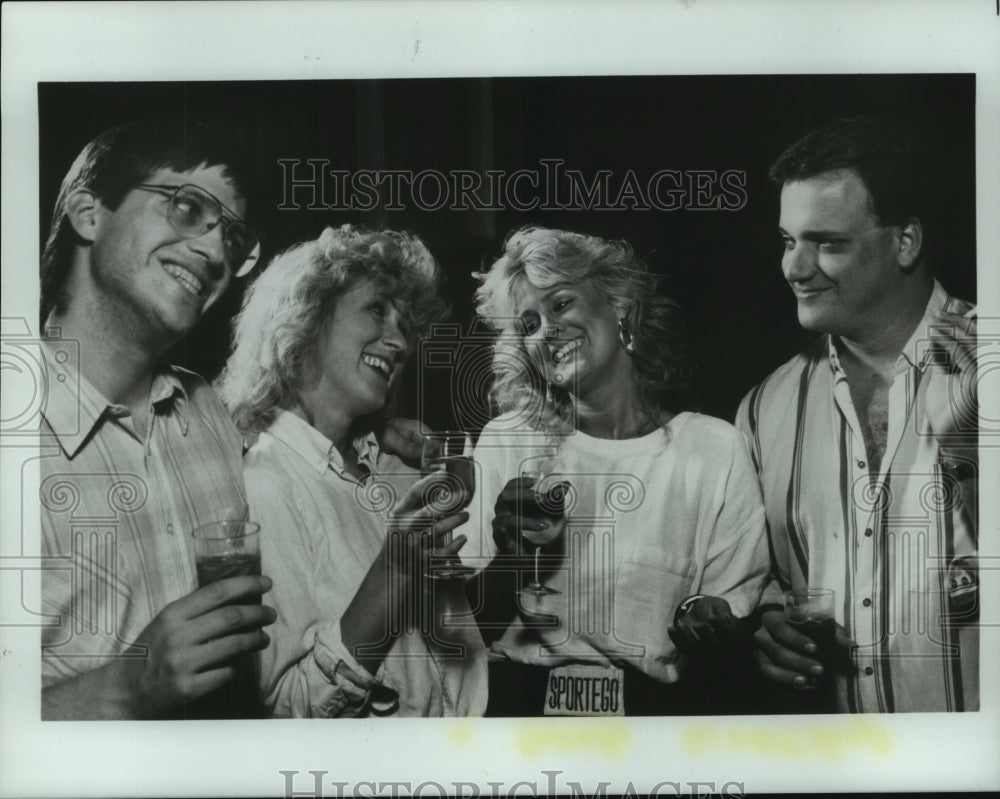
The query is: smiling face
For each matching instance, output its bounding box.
[302,279,410,434]
[778,169,907,344]
[87,164,243,343]
[512,277,632,401]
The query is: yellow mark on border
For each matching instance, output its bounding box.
[448,719,476,746]
[683,717,893,761]
[514,720,632,760]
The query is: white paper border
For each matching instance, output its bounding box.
[2,2,999,796]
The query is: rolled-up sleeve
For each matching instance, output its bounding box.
[249,468,397,718]
[695,425,771,618]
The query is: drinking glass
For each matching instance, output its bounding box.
[189,520,263,718]
[420,431,475,580]
[783,587,837,712]
[517,467,569,598]
[192,520,262,592]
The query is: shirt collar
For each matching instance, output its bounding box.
[906,280,966,372]
[266,409,382,478]
[40,340,188,458]
[826,335,844,378]
[152,367,190,433]
[826,280,958,376]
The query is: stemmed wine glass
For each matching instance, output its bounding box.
[516,463,569,598]
[420,431,476,580]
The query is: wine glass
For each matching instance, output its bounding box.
[420,431,475,580]
[516,466,569,598]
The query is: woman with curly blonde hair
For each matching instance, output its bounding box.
[464,226,769,716]
[217,225,486,717]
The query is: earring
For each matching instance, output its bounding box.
[617,319,636,355]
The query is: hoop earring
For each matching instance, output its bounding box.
[617,319,636,355]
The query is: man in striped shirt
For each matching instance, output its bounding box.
[738,116,979,712]
[39,121,277,718]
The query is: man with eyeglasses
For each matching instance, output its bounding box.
[38,121,276,719]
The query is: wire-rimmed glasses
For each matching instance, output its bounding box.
[135,183,260,276]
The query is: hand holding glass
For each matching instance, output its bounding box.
[783,588,837,710]
[420,431,475,579]
[192,521,262,593]
[189,520,263,718]
[517,469,569,598]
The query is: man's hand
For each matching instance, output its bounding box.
[126,575,276,717]
[381,417,427,467]
[668,596,736,654]
[753,608,854,687]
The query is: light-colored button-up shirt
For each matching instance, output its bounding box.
[248,410,487,718]
[737,282,979,712]
[39,339,247,688]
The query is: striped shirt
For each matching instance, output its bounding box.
[736,282,979,712]
[39,338,247,688]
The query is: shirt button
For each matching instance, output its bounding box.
[862,598,872,607]
[864,528,873,537]
[864,666,874,676]
[858,460,866,469]
[166,523,175,535]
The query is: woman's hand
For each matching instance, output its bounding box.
[341,471,469,674]
[385,471,470,581]
[490,476,565,583]
[491,476,535,557]
[380,417,427,468]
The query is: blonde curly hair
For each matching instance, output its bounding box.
[474,226,693,435]
[216,224,448,436]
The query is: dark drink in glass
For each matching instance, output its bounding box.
[518,478,569,597]
[782,588,838,714]
[785,616,837,712]
[195,551,262,594]
[188,521,264,719]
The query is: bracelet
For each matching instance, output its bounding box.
[673,594,707,627]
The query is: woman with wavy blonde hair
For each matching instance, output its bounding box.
[217,224,486,717]
[465,226,769,716]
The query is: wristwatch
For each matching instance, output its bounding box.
[673,594,707,627]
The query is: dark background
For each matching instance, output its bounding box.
[39,75,976,431]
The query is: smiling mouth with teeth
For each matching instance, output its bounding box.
[163,263,204,297]
[361,353,393,379]
[551,339,582,364]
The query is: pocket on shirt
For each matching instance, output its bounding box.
[612,548,696,664]
[938,448,978,532]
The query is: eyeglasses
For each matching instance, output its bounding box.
[135,184,260,277]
